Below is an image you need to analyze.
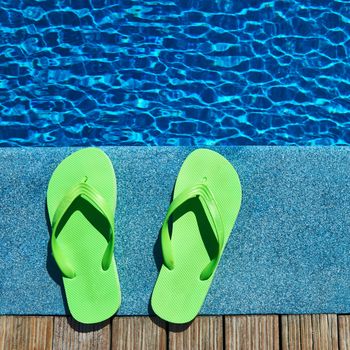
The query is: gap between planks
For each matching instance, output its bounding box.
[53,316,167,350]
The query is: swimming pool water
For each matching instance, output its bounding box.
[0,0,349,146]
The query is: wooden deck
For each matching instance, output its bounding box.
[1,315,349,349]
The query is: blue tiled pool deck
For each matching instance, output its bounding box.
[0,1,349,146]
[1,147,350,315]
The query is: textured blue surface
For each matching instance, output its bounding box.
[0,1,350,146]
[1,146,350,315]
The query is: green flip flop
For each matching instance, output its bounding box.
[47,148,121,324]
[151,149,242,324]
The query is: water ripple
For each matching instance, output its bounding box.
[0,0,349,146]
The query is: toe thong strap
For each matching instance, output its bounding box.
[161,183,224,281]
[51,180,114,279]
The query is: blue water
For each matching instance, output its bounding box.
[0,0,349,146]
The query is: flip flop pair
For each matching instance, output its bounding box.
[47,148,241,324]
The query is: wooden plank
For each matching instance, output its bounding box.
[225,315,279,350]
[281,314,338,350]
[111,316,166,350]
[52,316,111,350]
[169,316,223,350]
[0,316,53,350]
[338,315,350,350]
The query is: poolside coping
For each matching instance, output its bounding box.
[1,146,349,315]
